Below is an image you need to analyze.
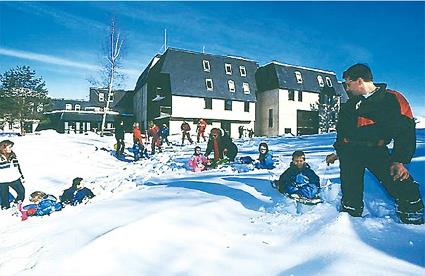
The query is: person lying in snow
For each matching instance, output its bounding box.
[60,177,95,206]
[19,191,63,221]
[254,142,275,170]
[276,151,320,200]
[188,146,209,172]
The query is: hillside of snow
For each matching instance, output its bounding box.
[0,130,424,275]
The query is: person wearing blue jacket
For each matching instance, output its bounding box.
[19,191,63,220]
[60,177,95,205]
[255,142,275,169]
[277,151,320,199]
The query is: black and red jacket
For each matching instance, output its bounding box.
[334,84,416,164]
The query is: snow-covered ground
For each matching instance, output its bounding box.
[0,130,424,275]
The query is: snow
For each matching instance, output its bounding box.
[0,130,424,275]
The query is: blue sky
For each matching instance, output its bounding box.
[1,1,424,116]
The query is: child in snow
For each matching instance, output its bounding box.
[133,123,148,161]
[276,151,320,200]
[254,142,275,170]
[19,191,63,221]
[188,146,209,172]
[60,177,95,206]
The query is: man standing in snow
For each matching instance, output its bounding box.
[326,64,424,224]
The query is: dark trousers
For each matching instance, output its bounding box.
[161,136,170,146]
[338,146,423,218]
[116,138,125,155]
[0,179,25,209]
[197,131,206,143]
[182,131,193,144]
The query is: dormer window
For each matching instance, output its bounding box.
[317,75,325,87]
[203,60,210,72]
[239,66,246,77]
[325,77,333,87]
[243,83,250,94]
[65,104,72,110]
[225,63,232,75]
[98,93,104,102]
[228,80,235,92]
[205,79,214,91]
[295,71,303,83]
[75,104,81,111]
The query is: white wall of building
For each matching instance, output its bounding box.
[255,89,279,136]
[170,95,255,138]
[278,89,319,135]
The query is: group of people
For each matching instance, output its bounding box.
[0,139,95,220]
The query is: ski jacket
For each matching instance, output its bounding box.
[255,152,274,169]
[133,127,143,144]
[60,186,95,205]
[115,125,125,140]
[160,126,169,137]
[188,154,208,172]
[181,122,191,132]
[278,163,320,190]
[23,195,63,217]
[0,152,24,183]
[197,120,207,132]
[334,84,416,163]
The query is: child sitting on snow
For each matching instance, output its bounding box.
[19,191,63,221]
[188,146,209,172]
[275,151,320,200]
[254,142,275,169]
[60,177,95,205]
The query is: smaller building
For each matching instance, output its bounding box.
[255,62,347,136]
[45,88,133,134]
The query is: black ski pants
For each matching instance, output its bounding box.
[338,145,423,217]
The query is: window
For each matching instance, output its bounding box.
[325,77,333,87]
[204,98,212,109]
[225,99,232,111]
[297,90,303,102]
[98,93,104,102]
[243,83,250,94]
[203,60,210,72]
[65,104,72,110]
[108,93,114,102]
[268,109,273,128]
[225,63,232,75]
[228,80,236,92]
[285,128,292,134]
[239,66,246,77]
[205,79,214,91]
[295,71,303,83]
[75,104,81,111]
[244,102,250,112]
[288,89,295,101]
[317,75,324,87]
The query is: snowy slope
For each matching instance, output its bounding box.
[0,130,424,275]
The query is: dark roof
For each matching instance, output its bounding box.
[59,112,116,122]
[50,99,90,110]
[256,62,347,99]
[134,54,162,92]
[143,48,258,102]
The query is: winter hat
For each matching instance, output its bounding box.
[72,177,83,188]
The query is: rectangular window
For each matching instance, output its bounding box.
[295,71,303,83]
[244,102,250,112]
[243,83,250,94]
[268,109,273,128]
[225,99,232,111]
[203,60,210,72]
[98,93,104,102]
[65,104,72,110]
[288,89,295,101]
[225,63,232,75]
[239,66,246,77]
[205,79,214,91]
[326,77,333,87]
[228,80,236,92]
[285,128,292,134]
[204,98,212,109]
[75,104,81,111]
[297,90,303,102]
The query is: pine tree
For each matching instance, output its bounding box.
[0,66,50,133]
[311,87,340,133]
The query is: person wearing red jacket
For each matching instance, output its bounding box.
[148,122,161,154]
[196,118,207,143]
[326,63,423,224]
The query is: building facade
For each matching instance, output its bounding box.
[134,48,258,138]
[255,62,347,136]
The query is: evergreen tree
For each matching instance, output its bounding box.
[311,87,340,133]
[0,66,50,132]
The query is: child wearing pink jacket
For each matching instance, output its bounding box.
[188,146,208,172]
